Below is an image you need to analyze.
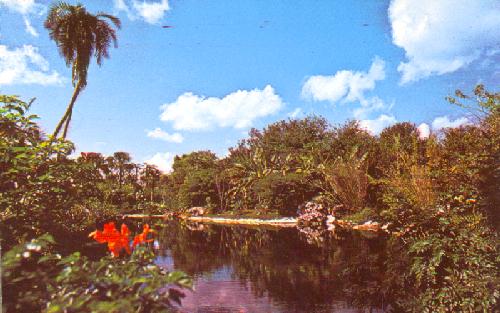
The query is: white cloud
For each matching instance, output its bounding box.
[389,0,500,84]
[147,127,184,143]
[113,0,137,21]
[417,123,430,139]
[145,152,175,173]
[0,0,37,14]
[0,45,64,86]
[302,57,385,103]
[359,114,397,135]
[0,0,44,36]
[114,0,170,24]
[431,116,470,131]
[23,16,38,37]
[132,0,169,24]
[288,108,303,118]
[352,96,392,119]
[114,0,131,12]
[160,85,284,131]
[302,57,391,120]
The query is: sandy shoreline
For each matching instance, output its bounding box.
[122,214,381,232]
[186,216,298,227]
[123,214,298,227]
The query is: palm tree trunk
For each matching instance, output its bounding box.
[53,80,82,139]
[62,110,72,139]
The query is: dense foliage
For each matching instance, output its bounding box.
[0,96,190,312]
[1,84,498,312]
[3,235,191,312]
[0,96,167,247]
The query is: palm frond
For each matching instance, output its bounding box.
[44,2,120,87]
[96,13,122,29]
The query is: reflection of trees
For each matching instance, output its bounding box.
[335,232,390,309]
[158,221,228,275]
[230,229,343,311]
[157,222,402,311]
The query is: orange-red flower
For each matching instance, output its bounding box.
[90,222,156,257]
[132,224,155,249]
[89,222,131,257]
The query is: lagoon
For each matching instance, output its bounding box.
[153,221,391,313]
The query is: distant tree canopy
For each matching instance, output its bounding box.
[151,87,498,227]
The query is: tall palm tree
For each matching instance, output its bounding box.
[44,2,120,139]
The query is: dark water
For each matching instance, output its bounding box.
[153,221,398,313]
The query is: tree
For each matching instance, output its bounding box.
[142,164,161,202]
[44,2,120,139]
[111,152,132,189]
[169,151,219,209]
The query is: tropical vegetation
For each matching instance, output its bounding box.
[2,83,498,312]
[1,1,498,312]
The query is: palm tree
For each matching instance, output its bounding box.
[44,2,120,139]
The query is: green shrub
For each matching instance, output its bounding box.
[252,172,318,215]
[2,234,192,313]
[401,210,499,312]
[316,147,369,214]
[343,207,377,224]
[0,96,75,246]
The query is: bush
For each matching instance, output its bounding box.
[315,147,369,214]
[343,207,377,224]
[402,210,499,312]
[252,172,318,216]
[2,234,192,313]
[0,96,75,247]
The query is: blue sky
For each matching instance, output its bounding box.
[1,0,499,171]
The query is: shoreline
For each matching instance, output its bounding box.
[122,214,298,227]
[185,216,298,227]
[122,214,382,232]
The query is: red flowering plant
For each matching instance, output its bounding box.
[89,222,155,257]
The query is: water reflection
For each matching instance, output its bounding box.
[155,221,394,312]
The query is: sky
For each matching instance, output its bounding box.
[0,0,499,172]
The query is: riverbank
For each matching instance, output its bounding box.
[186,216,298,227]
[122,214,383,231]
[122,214,297,227]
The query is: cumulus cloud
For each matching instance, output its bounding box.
[417,123,430,139]
[0,0,44,36]
[0,0,37,14]
[145,152,175,173]
[114,0,170,24]
[288,108,303,119]
[114,0,131,13]
[160,85,284,131]
[302,57,391,119]
[359,114,397,135]
[352,96,393,119]
[146,127,184,143]
[112,0,135,21]
[389,0,500,84]
[302,57,385,103]
[133,0,169,24]
[431,116,470,131]
[0,45,64,86]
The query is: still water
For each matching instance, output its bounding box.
[153,221,394,313]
